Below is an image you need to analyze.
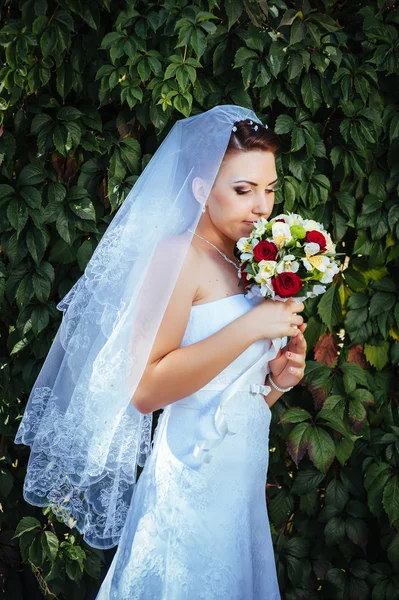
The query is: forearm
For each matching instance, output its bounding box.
[263,373,284,409]
[132,310,259,414]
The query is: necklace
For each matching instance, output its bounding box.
[188,229,240,271]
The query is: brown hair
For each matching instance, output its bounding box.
[224,118,281,161]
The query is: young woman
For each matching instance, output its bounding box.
[15,106,306,599]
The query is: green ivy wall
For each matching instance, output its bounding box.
[0,0,398,598]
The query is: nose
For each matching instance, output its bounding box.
[253,192,272,218]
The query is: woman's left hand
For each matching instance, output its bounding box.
[268,322,307,389]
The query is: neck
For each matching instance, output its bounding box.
[193,223,237,262]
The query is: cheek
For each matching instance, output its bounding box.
[216,190,243,216]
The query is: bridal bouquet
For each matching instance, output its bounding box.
[236,213,343,303]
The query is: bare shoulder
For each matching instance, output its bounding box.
[146,238,200,366]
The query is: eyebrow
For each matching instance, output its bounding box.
[232,178,278,186]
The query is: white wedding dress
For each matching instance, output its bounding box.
[96,293,284,600]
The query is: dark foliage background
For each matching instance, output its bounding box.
[0,0,398,598]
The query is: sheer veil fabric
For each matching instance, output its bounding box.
[14,105,265,549]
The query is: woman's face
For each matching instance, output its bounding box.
[194,150,278,243]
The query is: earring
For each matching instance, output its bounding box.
[202,205,206,213]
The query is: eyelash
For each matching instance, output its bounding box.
[235,188,276,195]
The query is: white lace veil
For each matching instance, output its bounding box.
[14,105,265,549]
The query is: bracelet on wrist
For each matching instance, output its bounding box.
[267,373,294,393]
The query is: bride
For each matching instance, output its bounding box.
[15,105,307,599]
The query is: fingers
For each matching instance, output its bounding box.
[285,350,306,367]
[291,314,304,327]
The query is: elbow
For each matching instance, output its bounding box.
[130,389,152,415]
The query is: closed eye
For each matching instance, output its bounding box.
[235,187,279,195]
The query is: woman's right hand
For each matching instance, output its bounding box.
[247,297,305,341]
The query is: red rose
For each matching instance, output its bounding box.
[253,240,278,263]
[272,272,303,298]
[305,230,327,252]
[239,262,251,288]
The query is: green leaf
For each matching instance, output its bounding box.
[318,395,346,421]
[190,28,207,59]
[348,398,367,431]
[325,478,349,511]
[307,426,335,473]
[57,106,83,121]
[317,284,341,329]
[291,467,325,495]
[225,0,243,30]
[42,531,59,563]
[383,476,399,528]
[17,164,46,187]
[281,407,312,423]
[324,516,345,545]
[350,388,375,407]
[26,228,49,264]
[341,362,369,392]
[287,421,311,467]
[0,184,15,199]
[29,535,43,566]
[32,272,51,302]
[268,488,294,527]
[301,73,322,115]
[77,239,96,271]
[13,516,41,539]
[364,341,390,371]
[364,461,392,516]
[7,198,28,235]
[290,19,305,45]
[311,13,341,32]
[346,517,368,550]
[369,291,396,317]
[335,437,354,466]
[304,361,331,387]
[31,113,53,135]
[31,306,50,334]
[387,534,399,569]
[40,26,57,58]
